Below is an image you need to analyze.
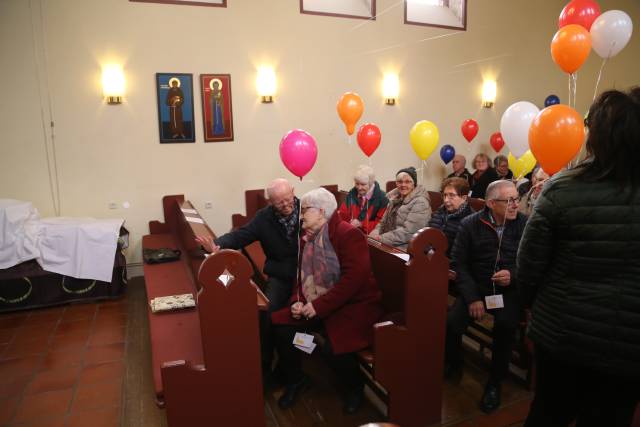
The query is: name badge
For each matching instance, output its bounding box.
[295,342,317,354]
[485,294,504,310]
[293,332,314,348]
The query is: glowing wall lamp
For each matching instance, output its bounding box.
[102,65,125,105]
[256,66,276,103]
[482,80,497,108]
[382,74,399,105]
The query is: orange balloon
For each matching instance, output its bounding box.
[337,92,364,135]
[528,104,585,175]
[550,24,591,74]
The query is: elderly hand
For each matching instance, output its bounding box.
[301,303,316,319]
[448,270,457,281]
[350,219,362,228]
[469,301,485,321]
[291,302,304,320]
[195,235,220,254]
[369,230,381,241]
[491,269,511,287]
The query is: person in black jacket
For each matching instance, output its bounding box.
[469,153,499,199]
[196,178,299,381]
[428,177,474,258]
[447,154,472,185]
[494,155,514,180]
[518,88,640,427]
[446,180,527,413]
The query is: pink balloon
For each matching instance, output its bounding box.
[279,129,318,180]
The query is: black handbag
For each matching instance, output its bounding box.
[143,248,181,264]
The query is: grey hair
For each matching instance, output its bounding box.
[300,188,337,220]
[453,154,466,166]
[485,180,516,200]
[493,155,508,167]
[354,164,375,185]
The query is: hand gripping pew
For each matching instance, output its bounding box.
[360,227,450,427]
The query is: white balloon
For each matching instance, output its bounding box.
[590,10,633,59]
[500,101,540,159]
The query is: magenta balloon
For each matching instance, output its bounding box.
[279,129,318,180]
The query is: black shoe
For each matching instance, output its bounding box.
[278,376,310,409]
[342,388,364,414]
[444,362,463,380]
[479,383,501,413]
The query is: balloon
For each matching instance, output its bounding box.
[590,10,633,59]
[559,0,601,31]
[529,105,585,175]
[551,24,592,74]
[461,119,479,142]
[440,144,456,164]
[337,92,364,135]
[544,94,561,107]
[279,129,318,180]
[508,151,537,180]
[409,120,439,160]
[500,101,539,159]
[490,132,505,152]
[357,123,381,157]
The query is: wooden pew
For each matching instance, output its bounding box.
[359,227,450,427]
[143,195,268,419]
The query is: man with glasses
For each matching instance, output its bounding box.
[196,178,300,386]
[429,177,474,258]
[444,180,527,413]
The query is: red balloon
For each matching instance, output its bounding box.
[356,123,381,157]
[559,0,601,31]
[490,132,505,152]
[461,119,479,143]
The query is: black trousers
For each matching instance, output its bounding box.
[445,291,520,385]
[259,277,293,372]
[524,345,640,427]
[274,322,364,393]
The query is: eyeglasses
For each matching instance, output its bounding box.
[301,206,320,214]
[442,192,460,199]
[396,179,414,185]
[493,196,521,205]
[271,196,294,208]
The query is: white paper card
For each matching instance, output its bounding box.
[181,208,197,214]
[393,252,410,262]
[295,342,317,354]
[186,216,204,224]
[485,294,504,310]
[293,332,314,348]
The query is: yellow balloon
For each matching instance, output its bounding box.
[409,120,439,160]
[508,150,537,179]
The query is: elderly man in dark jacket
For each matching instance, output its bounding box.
[446,180,527,413]
[196,178,299,381]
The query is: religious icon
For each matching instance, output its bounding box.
[200,74,234,142]
[156,73,195,143]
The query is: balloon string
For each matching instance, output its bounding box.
[573,72,578,110]
[592,57,608,102]
[422,160,427,186]
[568,74,572,108]
[368,156,372,167]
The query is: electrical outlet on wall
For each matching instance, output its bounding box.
[108,202,118,210]
[204,201,213,209]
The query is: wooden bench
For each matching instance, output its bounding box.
[359,227,450,427]
[143,195,268,425]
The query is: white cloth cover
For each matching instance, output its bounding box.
[37,217,124,282]
[0,199,41,269]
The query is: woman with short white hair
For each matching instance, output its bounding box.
[272,187,383,414]
[338,165,388,234]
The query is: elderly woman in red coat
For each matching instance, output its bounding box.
[272,187,383,414]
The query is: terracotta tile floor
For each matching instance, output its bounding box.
[0,298,127,427]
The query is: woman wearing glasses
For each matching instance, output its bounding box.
[428,177,475,257]
[370,167,431,249]
[518,88,640,426]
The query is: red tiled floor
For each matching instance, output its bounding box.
[0,328,16,344]
[84,343,125,365]
[40,349,86,371]
[0,315,27,330]
[49,333,89,352]
[89,327,126,346]
[8,415,66,427]
[21,312,61,328]
[71,378,122,412]
[12,388,73,423]
[54,319,93,337]
[78,361,125,386]
[67,406,120,427]
[25,366,81,395]
[0,374,32,399]
[2,338,49,359]
[0,356,43,378]
[93,314,127,331]
[0,397,20,425]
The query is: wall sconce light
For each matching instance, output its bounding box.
[482,80,497,108]
[102,65,125,105]
[256,66,276,103]
[382,74,399,105]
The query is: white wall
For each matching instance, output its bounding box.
[1,0,638,264]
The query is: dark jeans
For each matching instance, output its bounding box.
[274,322,363,393]
[260,277,293,372]
[524,345,640,427]
[445,291,520,385]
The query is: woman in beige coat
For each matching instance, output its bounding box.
[370,167,431,249]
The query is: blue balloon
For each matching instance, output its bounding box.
[544,94,560,107]
[440,144,455,164]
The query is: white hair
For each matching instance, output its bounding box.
[265,178,293,199]
[354,164,375,185]
[486,180,515,200]
[300,188,337,220]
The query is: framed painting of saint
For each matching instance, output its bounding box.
[404,0,467,31]
[156,73,195,143]
[200,74,234,142]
